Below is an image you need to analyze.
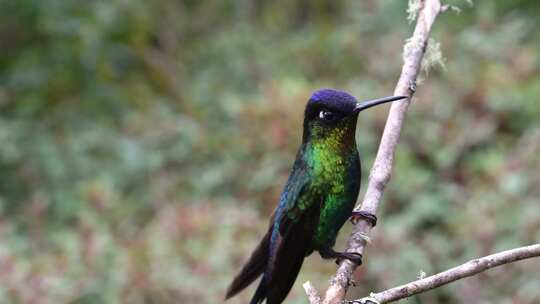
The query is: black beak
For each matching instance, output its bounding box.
[354,95,408,113]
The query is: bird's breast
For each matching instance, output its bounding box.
[307,146,358,198]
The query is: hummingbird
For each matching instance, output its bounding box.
[226,89,406,304]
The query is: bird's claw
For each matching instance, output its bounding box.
[408,80,417,94]
[320,248,362,266]
[335,252,363,266]
[342,297,380,304]
[350,211,378,227]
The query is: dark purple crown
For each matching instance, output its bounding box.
[308,89,358,113]
[310,89,357,104]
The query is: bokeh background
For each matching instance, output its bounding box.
[1,0,540,303]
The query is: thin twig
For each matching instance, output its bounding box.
[347,244,540,304]
[306,1,447,304]
[304,281,323,304]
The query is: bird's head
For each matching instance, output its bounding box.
[302,89,406,146]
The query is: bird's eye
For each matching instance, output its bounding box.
[318,110,336,121]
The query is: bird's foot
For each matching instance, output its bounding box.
[408,80,417,94]
[320,248,363,266]
[350,211,378,227]
[335,252,363,266]
[343,296,380,304]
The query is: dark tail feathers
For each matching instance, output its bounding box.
[242,229,306,304]
[260,217,308,304]
[225,231,270,300]
[226,212,311,304]
[249,276,268,304]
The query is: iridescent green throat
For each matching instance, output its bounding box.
[305,124,357,194]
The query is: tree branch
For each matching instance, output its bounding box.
[304,281,323,304]
[305,1,447,303]
[347,244,540,304]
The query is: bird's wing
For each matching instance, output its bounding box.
[259,158,319,304]
[278,158,313,222]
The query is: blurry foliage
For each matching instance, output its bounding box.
[0,0,539,303]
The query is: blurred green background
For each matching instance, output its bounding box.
[1,0,540,303]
